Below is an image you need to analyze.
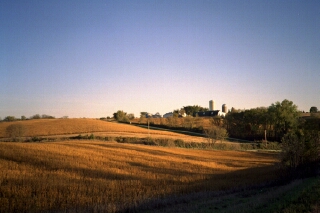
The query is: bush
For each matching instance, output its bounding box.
[281,130,320,169]
[89,134,95,140]
[31,137,44,142]
[174,139,185,147]
[104,136,114,141]
[143,137,157,146]
[155,138,175,147]
[204,126,228,146]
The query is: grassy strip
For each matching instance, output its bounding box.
[0,134,281,151]
[73,135,281,151]
[276,177,320,212]
[140,176,320,213]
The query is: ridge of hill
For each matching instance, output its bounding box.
[0,119,206,142]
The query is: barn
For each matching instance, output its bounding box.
[193,110,226,117]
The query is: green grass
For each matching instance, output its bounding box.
[141,176,320,213]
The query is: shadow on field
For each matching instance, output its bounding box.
[118,163,285,213]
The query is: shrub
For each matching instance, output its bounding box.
[174,139,185,147]
[213,143,227,150]
[105,136,114,141]
[155,138,175,147]
[31,137,44,142]
[204,126,228,146]
[89,134,95,140]
[281,130,320,169]
[143,137,157,146]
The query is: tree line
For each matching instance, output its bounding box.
[224,100,319,142]
[1,114,69,122]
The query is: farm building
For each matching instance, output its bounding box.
[146,112,162,118]
[163,112,173,118]
[194,110,226,117]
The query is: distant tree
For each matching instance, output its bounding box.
[183,105,208,116]
[204,126,228,146]
[140,112,148,118]
[268,99,300,140]
[127,113,135,120]
[230,107,240,113]
[61,116,69,119]
[41,114,55,119]
[139,112,147,124]
[179,108,186,115]
[21,115,26,120]
[310,106,318,113]
[30,114,41,119]
[4,116,16,122]
[113,110,129,123]
[6,123,27,141]
[173,109,180,117]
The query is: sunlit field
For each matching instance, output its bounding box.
[0,141,280,212]
[0,119,205,142]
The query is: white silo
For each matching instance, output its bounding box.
[209,100,214,111]
[222,104,228,113]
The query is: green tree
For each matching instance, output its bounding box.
[140,112,148,118]
[41,114,55,119]
[4,116,16,122]
[281,130,320,169]
[21,115,26,120]
[268,99,300,140]
[310,106,318,113]
[113,110,129,123]
[30,114,41,119]
[183,105,209,116]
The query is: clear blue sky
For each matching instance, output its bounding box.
[1,0,319,118]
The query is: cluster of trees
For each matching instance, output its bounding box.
[113,110,134,123]
[281,129,319,169]
[2,114,56,122]
[178,105,209,116]
[223,100,319,169]
[224,100,319,142]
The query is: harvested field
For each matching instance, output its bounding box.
[0,141,280,212]
[0,119,206,142]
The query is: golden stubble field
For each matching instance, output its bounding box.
[0,141,280,212]
[0,119,206,142]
